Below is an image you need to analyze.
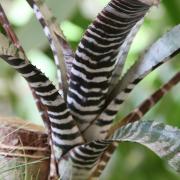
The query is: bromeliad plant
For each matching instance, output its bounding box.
[0,0,180,179]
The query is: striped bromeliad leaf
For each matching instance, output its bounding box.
[0,8,60,177]
[0,37,84,160]
[113,120,180,172]
[0,0,180,179]
[61,120,180,180]
[67,0,156,131]
[0,5,49,127]
[83,24,180,141]
[109,18,144,92]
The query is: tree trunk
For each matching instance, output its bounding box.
[0,117,50,180]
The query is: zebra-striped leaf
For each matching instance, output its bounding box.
[84,24,180,141]
[109,18,144,92]
[67,0,154,134]
[0,40,84,159]
[59,140,110,180]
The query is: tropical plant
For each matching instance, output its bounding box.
[0,0,179,179]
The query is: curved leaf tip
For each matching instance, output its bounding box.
[114,120,180,173]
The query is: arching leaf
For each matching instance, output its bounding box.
[85,24,180,140]
[113,120,180,172]
[67,0,155,136]
[63,121,180,179]
[0,39,84,159]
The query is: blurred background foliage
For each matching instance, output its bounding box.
[0,0,179,179]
